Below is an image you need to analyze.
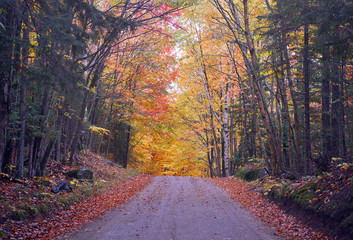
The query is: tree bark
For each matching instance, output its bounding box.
[303,0,312,174]
[321,49,332,171]
[243,0,281,175]
[69,55,107,165]
[331,55,341,158]
[0,2,19,172]
[32,88,50,175]
[39,139,55,176]
[16,10,29,178]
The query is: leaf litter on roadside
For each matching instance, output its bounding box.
[3,175,153,240]
[211,178,330,240]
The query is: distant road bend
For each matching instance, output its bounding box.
[70,176,281,240]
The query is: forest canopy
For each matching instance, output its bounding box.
[0,0,352,178]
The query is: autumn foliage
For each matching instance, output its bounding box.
[0,151,153,239]
[211,178,331,240]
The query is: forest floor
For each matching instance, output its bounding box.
[0,151,153,239]
[1,152,351,239]
[228,162,353,240]
[211,178,331,240]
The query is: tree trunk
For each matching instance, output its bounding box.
[31,88,50,175]
[55,108,64,161]
[16,10,29,178]
[39,139,55,176]
[331,55,341,158]
[123,125,131,168]
[0,2,18,172]
[243,0,281,175]
[340,62,347,160]
[321,49,332,171]
[1,139,14,174]
[303,0,312,174]
[285,44,302,171]
[220,61,230,177]
[206,129,215,178]
[69,58,107,165]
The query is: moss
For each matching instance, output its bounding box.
[37,202,51,214]
[236,166,265,182]
[235,168,244,178]
[244,169,257,181]
[66,169,80,178]
[27,206,40,217]
[279,184,290,199]
[10,208,27,221]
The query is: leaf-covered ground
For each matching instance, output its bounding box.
[211,178,331,240]
[0,151,153,239]
[9,175,153,240]
[267,164,353,239]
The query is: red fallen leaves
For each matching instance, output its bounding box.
[210,178,330,240]
[4,175,153,240]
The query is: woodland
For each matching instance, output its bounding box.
[1,0,353,239]
[0,0,353,178]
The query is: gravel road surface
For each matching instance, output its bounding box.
[70,176,281,240]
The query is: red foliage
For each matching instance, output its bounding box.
[210,178,331,240]
[3,175,153,240]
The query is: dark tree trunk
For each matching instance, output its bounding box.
[69,57,107,165]
[39,139,55,176]
[206,129,215,178]
[31,88,50,175]
[28,137,34,178]
[331,56,341,158]
[321,49,332,171]
[340,62,347,160]
[55,108,64,161]
[123,125,131,168]
[113,122,131,168]
[16,10,29,178]
[0,2,19,172]
[1,139,14,174]
[303,10,312,174]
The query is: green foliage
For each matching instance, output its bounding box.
[268,166,353,236]
[235,164,267,182]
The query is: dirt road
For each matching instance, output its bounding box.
[70,176,281,240]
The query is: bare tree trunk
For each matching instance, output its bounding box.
[206,129,215,178]
[69,56,107,165]
[321,49,332,171]
[331,55,341,158]
[247,73,270,168]
[303,0,312,174]
[28,137,34,178]
[285,45,301,171]
[340,62,347,160]
[16,10,29,178]
[32,88,50,175]
[39,139,55,176]
[55,108,64,161]
[243,0,281,175]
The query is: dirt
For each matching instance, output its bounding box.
[65,176,282,240]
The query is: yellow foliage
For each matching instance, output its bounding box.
[89,126,110,136]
